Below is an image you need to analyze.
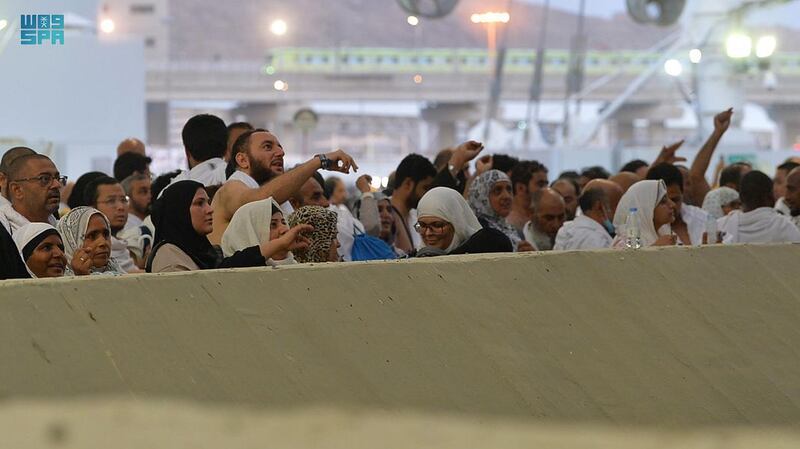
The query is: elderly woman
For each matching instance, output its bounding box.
[287,206,340,263]
[611,180,677,248]
[468,170,533,252]
[415,187,512,257]
[702,187,741,219]
[57,207,125,275]
[12,223,67,278]
[147,181,310,273]
[221,197,309,266]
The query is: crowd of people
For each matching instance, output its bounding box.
[2,107,800,280]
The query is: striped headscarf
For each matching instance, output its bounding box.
[57,206,124,275]
[467,170,521,249]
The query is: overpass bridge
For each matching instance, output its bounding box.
[144,47,800,155]
[147,47,800,103]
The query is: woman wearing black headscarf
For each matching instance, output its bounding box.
[146,181,310,272]
[67,171,105,209]
[0,223,30,280]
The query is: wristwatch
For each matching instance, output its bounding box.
[317,153,332,170]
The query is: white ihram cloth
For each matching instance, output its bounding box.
[717,207,800,244]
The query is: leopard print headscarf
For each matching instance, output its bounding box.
[287,206,339,263]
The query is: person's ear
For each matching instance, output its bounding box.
[400,177,414,193]
[8,181,23,201]
[235,151,249,170]
[514,182,526,196]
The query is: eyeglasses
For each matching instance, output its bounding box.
[97,196,130,207]
[12,174,67,187]
[414,221,449,234]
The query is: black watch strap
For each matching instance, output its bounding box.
[317,153,331,170]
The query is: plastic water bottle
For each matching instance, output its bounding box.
[705,215,719,244]
[624,208,641,249]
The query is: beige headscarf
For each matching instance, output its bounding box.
[418,187,483,252]
[612,180,670,247]
[221,198,296,264]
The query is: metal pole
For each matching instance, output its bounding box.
[482,0,514,143]
[562,0,587,142]
[524,0,550,147]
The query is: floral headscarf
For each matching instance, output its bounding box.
[467,170,521,249]
[287,206,339,263]
[702,187,740,219]
[56,206,124,276]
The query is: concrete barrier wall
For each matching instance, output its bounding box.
[4,400,800,448]
[1,245,800,426]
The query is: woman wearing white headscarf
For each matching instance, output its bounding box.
[221,197,300,266]
[57,206,125,276]
[415,187,512,256]
[611,180,677,248]
[701,187,741,219]
[12,223,67,278]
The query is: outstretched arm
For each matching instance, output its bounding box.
[689,108,733,205]
[219,149,358,216]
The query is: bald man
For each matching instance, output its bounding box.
[3,154,62,232]
[0,147,37,232]
[609,172,641,195]
[117,138,146,157]
[783,167,800,231]
[0,147,36,200]
[583,179,624,218]
[523,188,566,251]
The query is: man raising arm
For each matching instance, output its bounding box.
[209,129,357,245]
[687,108,733,206]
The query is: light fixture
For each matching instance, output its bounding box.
[407,15,419,26]
[270,19,287,36]
[273,80,288,91]
[689,48,702,64]
[100,18,115,33]
[726,33,752,59]
[413,74,423,84]
[0,19,8,31]
[756,35,777,59]
[664,58,683,77]
[470,12,510,24]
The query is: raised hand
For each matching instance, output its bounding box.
[475,155,493,176]
[71,246,95,275]
[450,140,484,170]
[280,224,313,252]
[714,108,733,134]
[324,149,359,174]
[653,140,687,166]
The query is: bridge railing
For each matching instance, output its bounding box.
[260,47,800,76]
[146,48,800,78]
